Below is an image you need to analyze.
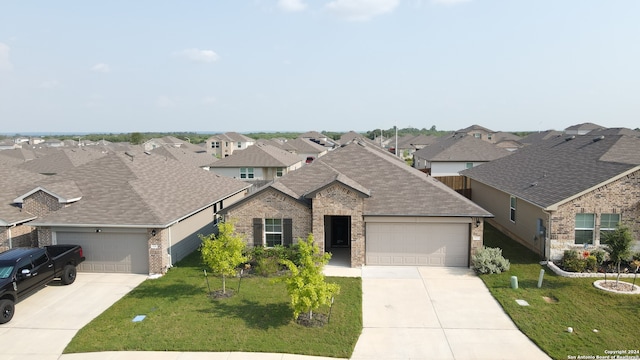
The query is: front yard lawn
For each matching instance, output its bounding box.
[482,224,640,360]
[64,251,362,358]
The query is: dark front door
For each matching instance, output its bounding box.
[330,216,351,248]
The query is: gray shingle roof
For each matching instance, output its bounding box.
[461,134,640,209]
[413,135,511,162]
[0,165,46,225]
[27,151,250,227]
[520,130,563,145]
[229,142,491,217]
[209,143,302,168]
[16,147,110,175]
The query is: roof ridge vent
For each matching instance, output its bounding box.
[592,135,605,142]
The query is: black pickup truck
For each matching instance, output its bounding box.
[0,245,85,324]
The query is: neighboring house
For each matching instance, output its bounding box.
[14,150,250,275]
[413,134,511,176]
[461,133,640,260]
[205,132,255,158]
[491,132,523,151]
[42,138,65,148]
[0,165,47,251]
[395,134,441,160]
[220,142,492,268]
[208,143,303,181]
[454,124,496,141]
[564,122,604,135]
[520,130,563,145]
[299,131,338,149]
[151,145,217,170]
[0,139,19,150]
[283,137,329,163]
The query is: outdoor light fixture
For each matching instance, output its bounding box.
[151,229,157,236]
[475,219,481,227]
[95,229,102,233]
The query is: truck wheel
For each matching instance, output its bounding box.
[0,299,15,324]
[61,265,77,285]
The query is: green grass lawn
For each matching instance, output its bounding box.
[481,224,640,360]
[64,252,362,358]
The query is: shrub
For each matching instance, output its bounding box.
[591,249,607,265]
[472,246,511,274]
[585,255,597,272]
[254,256,281,276]
[632,252,640,262]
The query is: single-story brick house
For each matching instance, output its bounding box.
[220,141,492,267]
[461,130,640,260]
[12,149,250,275]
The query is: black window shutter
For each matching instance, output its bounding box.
[283,218,293,246]
[253,218,263,246]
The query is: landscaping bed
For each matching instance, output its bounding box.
[480,224,640,360]
[64,251,362,358]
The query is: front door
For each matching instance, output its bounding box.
[328,216,350,248]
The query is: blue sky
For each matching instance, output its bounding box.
[1,1,638,134]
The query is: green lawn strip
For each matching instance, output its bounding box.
[481,224,640,360]
[64,252,362,358]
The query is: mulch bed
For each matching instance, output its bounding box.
[209,289,236,299]
[597,281,637,292]
[296,312,329,327]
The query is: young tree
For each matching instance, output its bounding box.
[200,222,247,294]
[278,235,340,321]
[602,225,634,287]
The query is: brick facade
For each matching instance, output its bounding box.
[148,228,168,275]
[311,183,366,267]
[23,191,66,217]
[224,188,313,246]
[548,170,640,260]
[0,224,38,252]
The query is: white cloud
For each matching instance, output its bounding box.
[326,0,399,21]
[156,95,177,108]
[0,42,13,71]
[91,63,110,73]
[278,0,307,12]
[39,80,60,89]
[174,48,219,63]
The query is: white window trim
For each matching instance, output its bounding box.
[575,213,595,245]
[264,218,283,247]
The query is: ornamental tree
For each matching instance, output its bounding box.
[278,234,340,320]
[602,225,634,286]
[200,222,247,294]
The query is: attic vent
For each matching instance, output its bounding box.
[565,136,576,141]
[592,135,605,142]
[125,151,135,161]
[144,151,151,155]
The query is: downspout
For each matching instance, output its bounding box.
[542,210,552,262]
[8,224,15,249]
[167,226,173,269]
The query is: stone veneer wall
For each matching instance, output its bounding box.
[311,184,365,267]
[224,189,312,247]
[549,169,640,260]
[37,227,53,246]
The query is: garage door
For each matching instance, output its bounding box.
[366,222,469,266]
[56,231,149,274]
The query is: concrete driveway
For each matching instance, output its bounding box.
[351,266,550,360]
[0,273,147,360]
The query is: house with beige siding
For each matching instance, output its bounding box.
[461,131,640,260]
[220,141,492,268]
[209,143,303,181]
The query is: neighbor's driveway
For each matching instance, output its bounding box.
[350,266,551,360]
[0,273,146,360]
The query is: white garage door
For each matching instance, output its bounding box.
[366,222,469,266]
[56,231,149,274]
